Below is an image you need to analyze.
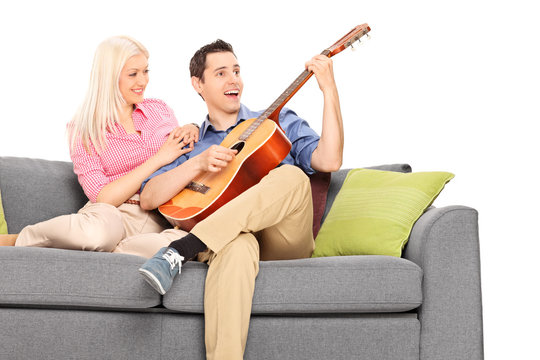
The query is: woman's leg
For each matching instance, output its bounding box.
[15,202,125,251]
[113,228,187,258]
[112,202,187,258]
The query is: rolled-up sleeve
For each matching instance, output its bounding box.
[70,139,107,203]
[279,108,320,174]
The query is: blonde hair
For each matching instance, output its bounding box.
[69,35,149,153]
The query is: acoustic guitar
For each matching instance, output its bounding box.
[159,24,371,230]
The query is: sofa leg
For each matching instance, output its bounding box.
[0,234,18,246]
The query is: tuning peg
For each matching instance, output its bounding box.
[366,34,371,40]
[351,43,357,51]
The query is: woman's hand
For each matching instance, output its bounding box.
[154,127,195,166]
[174,123,199,147]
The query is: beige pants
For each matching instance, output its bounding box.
[15,194,187,258]
[192,165,315,360]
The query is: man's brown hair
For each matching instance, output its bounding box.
[189,39,236,81]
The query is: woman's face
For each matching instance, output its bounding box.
[119,53,149,106]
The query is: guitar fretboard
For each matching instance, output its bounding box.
[238,49,332,141]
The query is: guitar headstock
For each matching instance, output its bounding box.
[325,24,371,57]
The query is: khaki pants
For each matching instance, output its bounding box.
[15,195,187,258]
[192,165,315,360]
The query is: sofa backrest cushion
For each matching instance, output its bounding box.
[0,157,412,235]
[309,171,331,238]
[0,157,87,233]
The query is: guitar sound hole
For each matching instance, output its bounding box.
[230,141,245,154]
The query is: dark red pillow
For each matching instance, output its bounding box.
[309,172,331,238]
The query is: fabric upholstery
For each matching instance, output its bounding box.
[403,206,484,359]
[244,315,420,360]
[0,308,164,360]
[163,255,422,314]
[0,247,160,308]
[0,157,88,233]
[0,311,418,360]
[159,313,422,360]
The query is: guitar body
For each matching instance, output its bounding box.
[158,118,292,230]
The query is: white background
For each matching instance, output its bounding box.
[1,0,538,358]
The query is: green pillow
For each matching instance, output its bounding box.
[0,190,8,234]
[312,169,454,258]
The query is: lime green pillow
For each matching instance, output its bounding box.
[312,169,454,258]
[0,190,8,234]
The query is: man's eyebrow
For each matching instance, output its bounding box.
[213,66,227,72]
[213,64,240,72]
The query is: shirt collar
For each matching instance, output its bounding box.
[200,104,255,139]
[132,102,148,130]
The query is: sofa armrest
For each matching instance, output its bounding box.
[402,206,484,360]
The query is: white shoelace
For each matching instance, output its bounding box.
[162,249,184,271]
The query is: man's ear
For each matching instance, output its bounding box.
[191,76,202,95]
[191,76,205,101]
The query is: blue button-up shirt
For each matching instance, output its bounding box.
[141,104,320,191]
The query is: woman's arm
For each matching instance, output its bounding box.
[96,125,198,207]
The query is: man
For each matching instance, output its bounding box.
[138,39,344,359]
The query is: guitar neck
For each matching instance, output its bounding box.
[238,24,370,141]
[262,49,332,122]
[238,49,331,141]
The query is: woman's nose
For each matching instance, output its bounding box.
[138,72,148,85]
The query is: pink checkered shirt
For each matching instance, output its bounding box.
[70,98,179,202]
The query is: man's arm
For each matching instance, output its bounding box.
[139,145,237,210]
[306,55,344,172]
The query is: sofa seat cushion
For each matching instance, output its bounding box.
[164,255,422,314]
[0,247,160,309]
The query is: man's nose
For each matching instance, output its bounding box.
[226,73,238,84]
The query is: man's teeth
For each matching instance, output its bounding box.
[225,90,239,95]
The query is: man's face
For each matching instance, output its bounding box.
[193,51,243,116]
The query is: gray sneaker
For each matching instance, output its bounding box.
[138,247,184,295]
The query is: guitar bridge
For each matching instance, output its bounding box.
[186,181,210,194]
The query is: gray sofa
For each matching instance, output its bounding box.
[0,156,484,360]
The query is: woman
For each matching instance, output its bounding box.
[0,36,194,256]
